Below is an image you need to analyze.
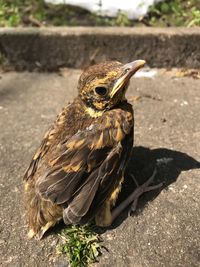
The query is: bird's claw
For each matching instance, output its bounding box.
[128,198,138,216]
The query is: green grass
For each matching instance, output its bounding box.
[0,0,199,27]
[57,224,103,267]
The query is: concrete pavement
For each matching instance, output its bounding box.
[0,69,200,266]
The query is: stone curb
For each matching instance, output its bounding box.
[0,27,200,70]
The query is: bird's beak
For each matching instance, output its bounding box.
[110,59,146,98]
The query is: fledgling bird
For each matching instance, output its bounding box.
[24,59,160,239]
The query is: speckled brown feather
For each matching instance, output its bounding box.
[24,61,135,237]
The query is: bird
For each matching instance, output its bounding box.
[23,59,161,239]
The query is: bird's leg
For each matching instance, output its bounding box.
[111,168,163,223]
[95,200,112,227]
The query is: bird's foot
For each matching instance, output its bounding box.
[111,168,163,222]
[27,220,57,240]
[128,168,163,215]
[37,221,57,240]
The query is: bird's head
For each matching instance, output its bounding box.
[78,60,146,116]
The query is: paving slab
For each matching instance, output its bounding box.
[0,69,200,267]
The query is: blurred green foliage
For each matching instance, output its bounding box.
[0,0,132,27]
[149,0,200,26]
[0,0,199,27]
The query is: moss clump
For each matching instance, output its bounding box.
[57,224,103,267]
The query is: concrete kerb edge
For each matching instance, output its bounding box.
[0,27,200,70]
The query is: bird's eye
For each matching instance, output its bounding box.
[94,86,108,96]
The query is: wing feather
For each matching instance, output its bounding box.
[63,143,123,224]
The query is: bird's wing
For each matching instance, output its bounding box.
[23,129,52,181]
[64,131,133,224]
[37,109,133,223]
[23,107,70,182]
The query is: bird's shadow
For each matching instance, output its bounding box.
[105,146,200,231]
[52,146,200,236]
